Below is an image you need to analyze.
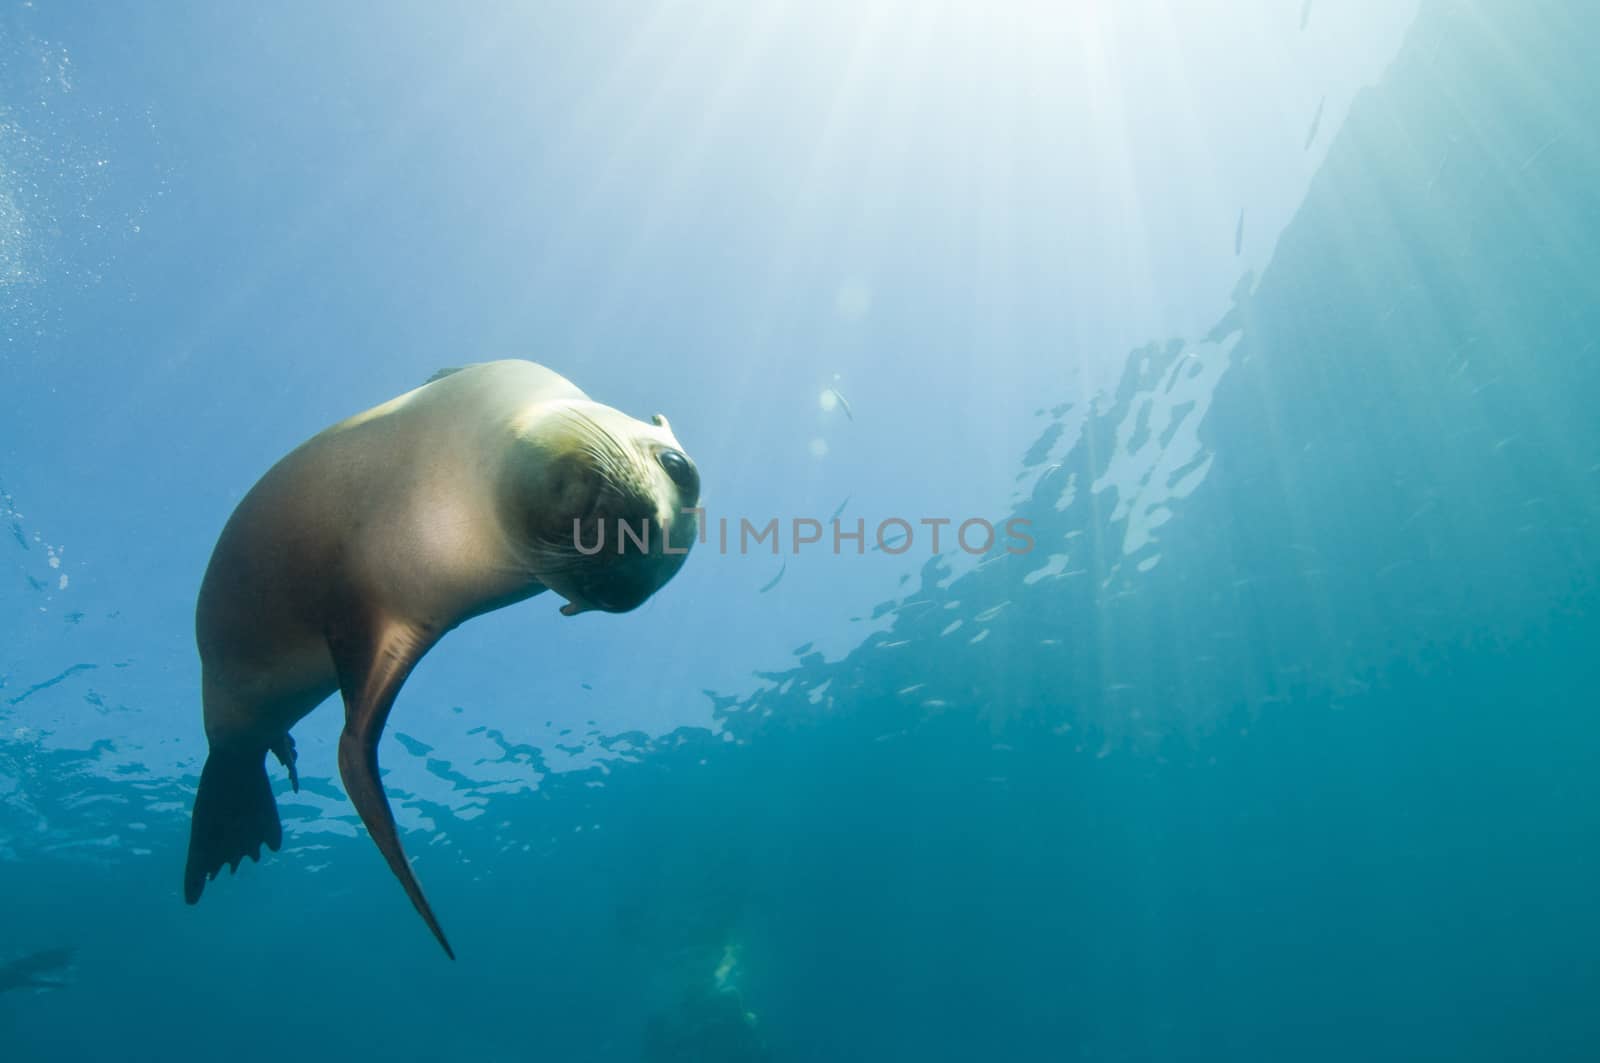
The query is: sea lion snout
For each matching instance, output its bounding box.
[518,401,699,617]
[557,497,697,615]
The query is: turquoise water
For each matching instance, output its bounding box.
[4,2,1598,1059]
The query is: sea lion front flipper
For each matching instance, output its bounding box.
[328,620,455,960]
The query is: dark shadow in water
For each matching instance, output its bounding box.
[0,948,74,994]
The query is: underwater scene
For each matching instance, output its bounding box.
[4,1,1598,1060]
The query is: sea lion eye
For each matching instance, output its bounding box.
[657,448,698,495]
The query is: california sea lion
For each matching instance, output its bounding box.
[183,360,700,957]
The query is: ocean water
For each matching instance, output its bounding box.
[3,2,1598,1060]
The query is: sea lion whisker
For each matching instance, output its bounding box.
[555,407,648,489]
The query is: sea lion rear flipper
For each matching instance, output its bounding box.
[270,733,299,793]
[329,620,455,960]
[183,744,283,904]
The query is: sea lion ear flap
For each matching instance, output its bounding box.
[651,413,671,431]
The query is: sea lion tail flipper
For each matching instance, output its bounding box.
[330,620,455,960]
[183,745,284,904]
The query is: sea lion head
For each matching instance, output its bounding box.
[505,400,700,616]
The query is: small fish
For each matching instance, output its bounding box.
[1300,0,1312,30]
[1234,209,1245,256]
[827,387,854,421]
[1304,96,1325,150]
[1519,134,1560,172]
[758,561,787,593]
[872,532,910,553]
[828,495,851,523]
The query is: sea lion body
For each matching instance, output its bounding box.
[197,362,577,744]
[184,360,699,956]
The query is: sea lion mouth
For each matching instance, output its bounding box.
[560,550,668,615]
[557,588,635,615]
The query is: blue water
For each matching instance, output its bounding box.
[4,1,1599,1060]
